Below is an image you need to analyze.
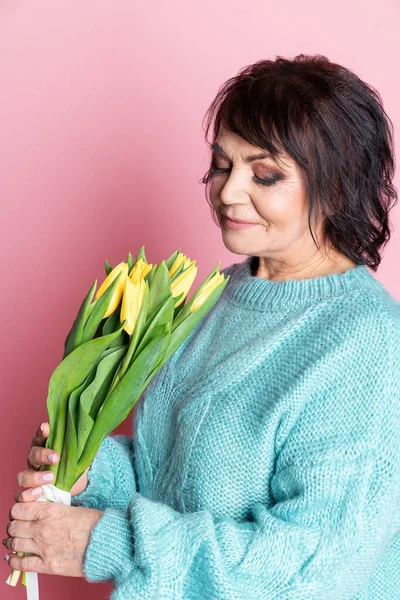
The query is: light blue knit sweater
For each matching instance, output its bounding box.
[73,256,400,600]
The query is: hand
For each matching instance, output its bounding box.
[14,422,89,503]
[4,501,103,576]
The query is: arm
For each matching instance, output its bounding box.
[72,435,137,512]
[80,315,400,599]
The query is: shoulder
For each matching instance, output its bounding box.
[312,283,399,422]
[319,276,400,356]
[276,285,400,468]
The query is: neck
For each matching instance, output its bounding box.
[254,249,358,281]
[224,256,377,311]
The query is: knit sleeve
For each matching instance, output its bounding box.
[71,434,137,511]
[81,312,400,599]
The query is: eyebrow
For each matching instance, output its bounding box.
[211,142,271,163]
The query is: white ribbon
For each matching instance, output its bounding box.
[25,484,71,600]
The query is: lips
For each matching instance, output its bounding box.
[222,216,258,230]
[222,216,257,225]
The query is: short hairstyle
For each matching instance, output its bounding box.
[200,54,398,270]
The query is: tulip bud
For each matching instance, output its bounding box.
[170,261,197,308]
[95,261,129,318]
[168,252,192,278]
[130,258,153,283]
[120,277,147,335]
[190,272,225,313]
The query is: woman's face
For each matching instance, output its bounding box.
[209,124,325,263]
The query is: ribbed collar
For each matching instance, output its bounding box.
[224,256,380,310]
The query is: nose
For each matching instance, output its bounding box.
[218,169,248,205]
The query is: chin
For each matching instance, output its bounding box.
[220,236,250,255]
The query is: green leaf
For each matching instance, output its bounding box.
[146,326,171,375]
[163,274,230,365]
[135,245,147,264]
[102,309,121,336]
[81,271,123,344]
[164,248,181,271]
[77,408,93,460]
[109,329,128,349]
[69,365,98,431]
[147,261,172,321]
[144,264,156,286]
[127,252,135,275]
[173,294,187,320]
[105,260,113,275]
[56,399,79,491]
[134,294,174,358]
[78,326,169,472]
[45,324,126,481]
[81,345,126,422]
[86,346,126,444]
[63,280,97,358]
[53,364,97,490]
[102,307,128,349]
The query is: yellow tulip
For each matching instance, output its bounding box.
[95,261,129,318]
[130,258,153,283]
[190,272,225,313]
[169,252,192,278]
[170,261,197,308]
[120,276,147,335]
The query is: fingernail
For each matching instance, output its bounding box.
[31,487,42,496]
[41,472,54,482]
[48,453,58,463]
[40,423,46,432]
[4,554,9,562]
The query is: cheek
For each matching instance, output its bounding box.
[209,183,226,222]
[253,181,307,224]
[209,180,222,206]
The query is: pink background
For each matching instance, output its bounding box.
[1,1,399,598]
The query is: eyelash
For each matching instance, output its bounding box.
[209,166,282,187]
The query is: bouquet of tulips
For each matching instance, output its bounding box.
[6,246,230,591]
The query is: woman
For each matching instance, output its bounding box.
[5,54,400,599]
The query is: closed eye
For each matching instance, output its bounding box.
[209,166,283,187]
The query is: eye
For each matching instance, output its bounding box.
[209,162,283,187]
[209,158,230,175]
[254,173,283,187]
[210,166,230,174]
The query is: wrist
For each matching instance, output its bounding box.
[70,469,89,497]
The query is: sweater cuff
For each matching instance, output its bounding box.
[72,438,114,510]
[83,507,134,582]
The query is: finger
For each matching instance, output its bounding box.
[16,469,55,489]
[30,422,50,449]
[3,536,39,555]
[27,446,59,470]
[6,519,33,539]
[6,552,45,575]
[14,487,44,503]
[9,500,44,522]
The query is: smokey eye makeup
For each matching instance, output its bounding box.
[209,157,284,187]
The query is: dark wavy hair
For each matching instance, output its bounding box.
[200,54,397,270]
